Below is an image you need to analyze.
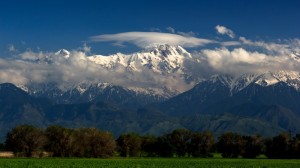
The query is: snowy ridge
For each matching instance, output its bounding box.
[127,86,179,98]
[88,44,192,74]
[55,49,70,58]
[16,84,29,93]
[18,44,196,102]
[204,70,300,96]
[252,71,300,89]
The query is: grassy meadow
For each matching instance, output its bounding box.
[0,158,300,168]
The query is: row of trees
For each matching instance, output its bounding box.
[218,132,300,159]
[4,125,300,158]
[117,129,214,157]
[5,125,115,157]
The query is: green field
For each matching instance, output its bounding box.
[0,158,300,168]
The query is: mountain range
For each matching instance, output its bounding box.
[1,44,300,141]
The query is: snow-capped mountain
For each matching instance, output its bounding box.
[22,82,173,107]
[12,44,300,108]
[160,69,300,114]
[205,70,300,95]
[55,49,70,58]
[88,44,193,77]
[18,44,195,106]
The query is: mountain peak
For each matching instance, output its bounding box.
[55,49,70,58]
[209,74,233,86]
[144,44,191,57]
[254,71,279,86]
[0,83,30,100]
[0,83,18,89]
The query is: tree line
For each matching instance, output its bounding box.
[3,125,300,159]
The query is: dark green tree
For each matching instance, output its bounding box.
[217,132,242,158]
[0,143,5,151]
[170,129,192,157]
[265,133,290,159]
[141,135,158,157]
[44,125,74,157]
[189,132,214,157]
[155,134,174,157]
[90,130,116,158]
[73,128,116,158]
[5,125,45,157]
[117,133,142,157]
[240,135,263,158]
[72,128,90,157]
[289,134,300,158]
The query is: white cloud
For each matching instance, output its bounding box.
[215,25,235,39]
[81,43,91,53]
[8,44,17,52]
[150,27,161,32]
[197,47,297,76]
[90,32,215,48]
[239,37,291,55]
[220,41,241,46]
[19,51,50,60]
[166,27,175,33]
[177,31,197,37]
[166,27,197,37]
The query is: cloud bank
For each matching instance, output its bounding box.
[0,48,193,92]
[197,48,295,76]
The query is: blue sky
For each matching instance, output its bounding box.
[1,0,300,56]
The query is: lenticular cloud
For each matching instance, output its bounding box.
[90,32,215,48]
